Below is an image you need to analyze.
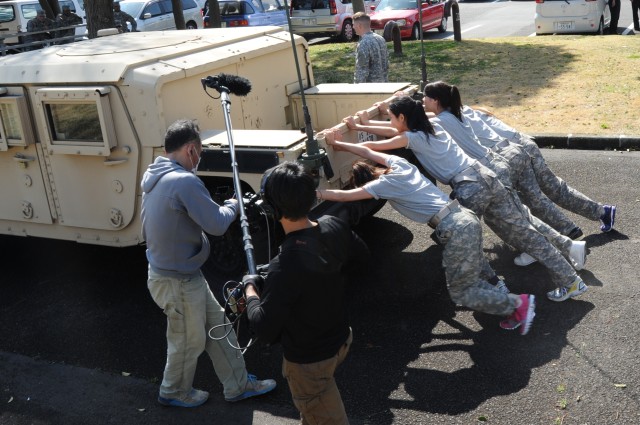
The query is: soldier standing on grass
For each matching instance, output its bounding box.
[353,12,388,83]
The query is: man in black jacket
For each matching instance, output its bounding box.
[243,161,369,425]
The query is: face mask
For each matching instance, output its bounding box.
[190,149,201,174]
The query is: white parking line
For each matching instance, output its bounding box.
[622,24,635,35]
[445,24,483,39]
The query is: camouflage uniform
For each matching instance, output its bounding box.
[26,15,55,46]
[437,206,518,316]
[450,162,578,291]
[56,10,83,44]
[354,31,388,83]
[475,111,605,222]
[513,134,604,221]
[493,141,577,235]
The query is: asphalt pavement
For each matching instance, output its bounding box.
[1,138,639,425]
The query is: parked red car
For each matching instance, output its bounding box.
[369,0,450,40]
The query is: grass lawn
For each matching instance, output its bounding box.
[309,35,640,136]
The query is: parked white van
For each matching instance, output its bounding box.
[0,0,85,45]
[535,0,611,35]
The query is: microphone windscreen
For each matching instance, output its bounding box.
[217,73,252,96]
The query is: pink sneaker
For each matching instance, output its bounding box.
[500,294,535,335]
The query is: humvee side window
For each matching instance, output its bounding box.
[0,94,34,150]
[45,104,103,144]
[34,87,117,156]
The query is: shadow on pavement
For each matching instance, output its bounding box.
[339,217,595,422]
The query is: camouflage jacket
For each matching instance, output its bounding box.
[354,31,389,83]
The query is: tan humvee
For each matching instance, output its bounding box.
[0,27,416,268]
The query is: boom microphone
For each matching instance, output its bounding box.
[201,74,252,96]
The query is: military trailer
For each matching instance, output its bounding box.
[0,27,416,271]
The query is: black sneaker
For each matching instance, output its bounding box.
[566,227,584,240]
[600,205,616,232]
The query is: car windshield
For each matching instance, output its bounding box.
[376,0,418,10]
[119,1,145,17]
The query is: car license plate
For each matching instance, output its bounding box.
[303,18,316,25]
[554,21,574,31]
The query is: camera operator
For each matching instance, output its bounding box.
[243,161,369,425]
[141,119,275,408]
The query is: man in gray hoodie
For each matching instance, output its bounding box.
[141,119,276,408]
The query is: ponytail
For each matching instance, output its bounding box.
[388,96,435,136]
[423,81,464,122]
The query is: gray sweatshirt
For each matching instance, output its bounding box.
[141,156,238,277]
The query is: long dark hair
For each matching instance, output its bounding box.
[388,96,435,136]
[423,81,464,122]
[350,160,389,188]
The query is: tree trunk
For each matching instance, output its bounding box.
[207,0,222,28]
[85,0,115,39]
[352,0,366,14]
[171,0,186,29]
[38,0,59,18]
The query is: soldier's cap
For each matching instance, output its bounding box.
[37,10,46,16]
[62,5,71,10]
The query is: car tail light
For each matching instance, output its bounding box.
[329,0,337,15]
[228,20,249,26]
[535,0,544,3]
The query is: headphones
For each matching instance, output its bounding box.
[260,166,282,221]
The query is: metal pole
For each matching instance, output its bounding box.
[418,0,427,90]
[282,0,332,178]
[218,90,257,275]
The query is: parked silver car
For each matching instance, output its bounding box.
[118,0,204,31]
[289,0,375,42]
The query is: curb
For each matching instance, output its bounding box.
[531,134,640,150]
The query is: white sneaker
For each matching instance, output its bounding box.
[514,252,537,266]
[569,241,586,271]
[547,278,588,302]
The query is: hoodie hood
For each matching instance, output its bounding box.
[141,156,183,193]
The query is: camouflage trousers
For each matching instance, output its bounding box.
[495,142,577,235]
[484,152,576,254]
[436,206,517,316]
[452,163,578,290]
[512,134,604,221]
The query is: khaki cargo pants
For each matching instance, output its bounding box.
[282,329,353,425]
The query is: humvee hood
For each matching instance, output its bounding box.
[141,156,182,193]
